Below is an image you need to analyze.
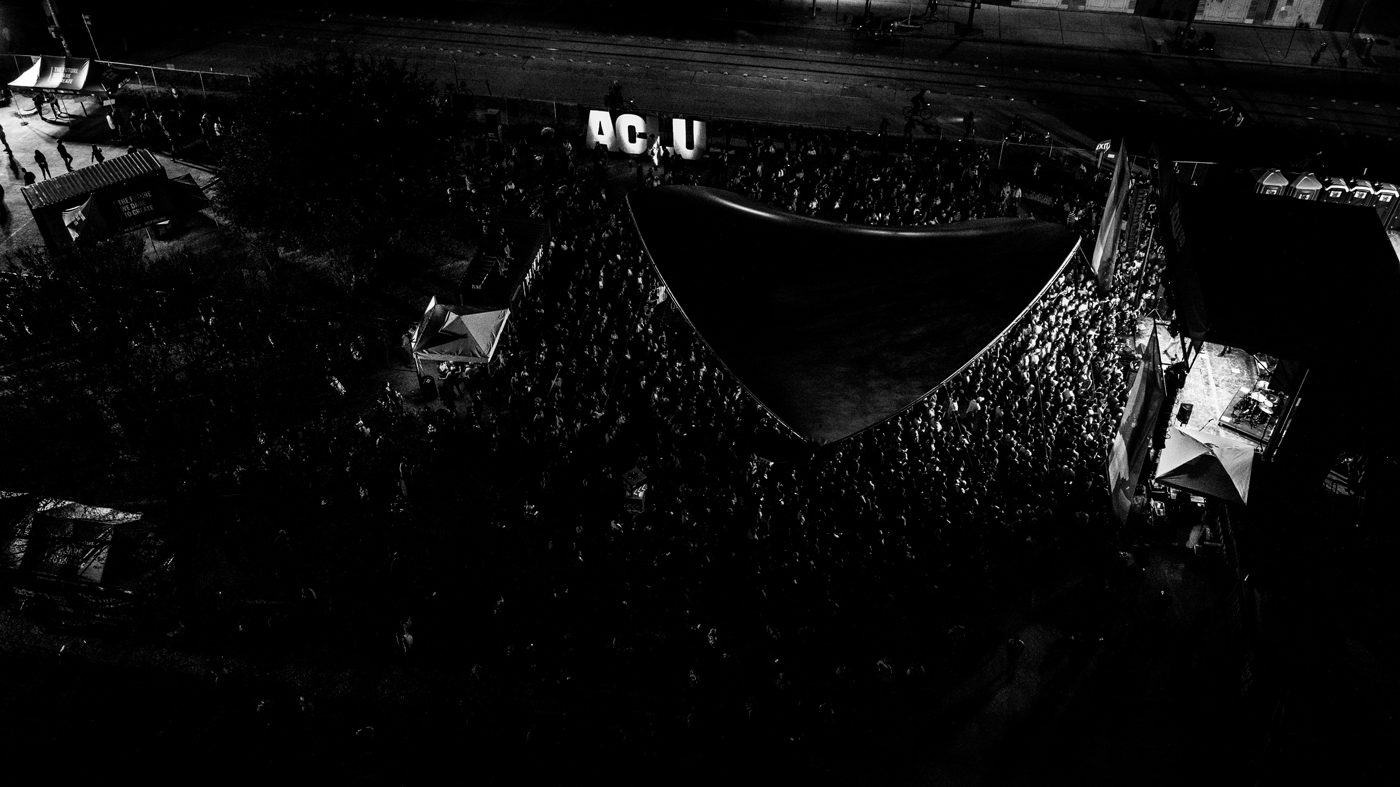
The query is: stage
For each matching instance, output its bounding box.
[1152,324,1279,447]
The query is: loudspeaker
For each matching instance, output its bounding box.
[1177,403,1194,425]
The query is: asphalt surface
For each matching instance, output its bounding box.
[108,4,1400,172]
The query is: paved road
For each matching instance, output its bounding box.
[123,7,1400,170]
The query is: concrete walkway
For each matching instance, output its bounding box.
[1,94,219,256]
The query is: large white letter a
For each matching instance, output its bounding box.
[586,109,617,151]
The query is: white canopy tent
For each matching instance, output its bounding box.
[411,297,509,376]
[1154,426,1256,505]
[8,56,101,94]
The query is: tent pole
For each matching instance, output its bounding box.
[135,72,150,109]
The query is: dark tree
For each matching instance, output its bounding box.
[216,53,456,272]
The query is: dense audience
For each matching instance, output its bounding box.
[363,126,1159,750]
[2,119,1165,763]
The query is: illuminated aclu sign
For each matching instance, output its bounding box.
[585,110,708,160]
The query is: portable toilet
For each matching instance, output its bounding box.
[1348,179,1377,208]
[1287,172,1322,201]
[1321,177,1351,203]
[1254,169,1289,196]
[1375,183,1400,229]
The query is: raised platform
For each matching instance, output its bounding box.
[1219,385,1287,445]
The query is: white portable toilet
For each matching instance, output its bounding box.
[1287,172,1322,201]
[1373,182,1400,229]
[1321,177,1351,204]
[1348,179,1377,209]
[1254,169,1289,196]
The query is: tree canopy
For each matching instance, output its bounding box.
[216,52,457,263]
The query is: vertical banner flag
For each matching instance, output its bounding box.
[1107,331,1166,523]
[1153,141,1209,344]
[1090,140,1132,290]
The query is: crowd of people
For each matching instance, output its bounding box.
[718,129,1012,225]
[337,125,1162,755]
[2,111,1165,766]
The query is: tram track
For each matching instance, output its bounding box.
[165,10,1400,142]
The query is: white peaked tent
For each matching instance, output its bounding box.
[411,297,510,375]
[1155,426,1256,505]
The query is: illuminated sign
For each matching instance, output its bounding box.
[585,109,708,160]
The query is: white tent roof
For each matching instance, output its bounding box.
[1155,426,1256,505]
[411,297,509,365]
[8,56,99,93]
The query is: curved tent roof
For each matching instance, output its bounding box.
[8,56,101,94]
[627,186,1082,443]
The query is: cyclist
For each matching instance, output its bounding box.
[911,88,930,114]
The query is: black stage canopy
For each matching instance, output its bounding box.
[1162,182,1400,363]
[628,187,1082,444]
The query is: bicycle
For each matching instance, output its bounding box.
[903,102,933,121]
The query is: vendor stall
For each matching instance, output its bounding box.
[7,56,108,119]
[410,297,510,378]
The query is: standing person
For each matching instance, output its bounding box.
[56,140,74,172]
[1311,41,1327,66]
[33,90,46,120]
[926,0,938,18]
[91,145,105,165]
[0,124,8,154]
[33,150,51,179]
